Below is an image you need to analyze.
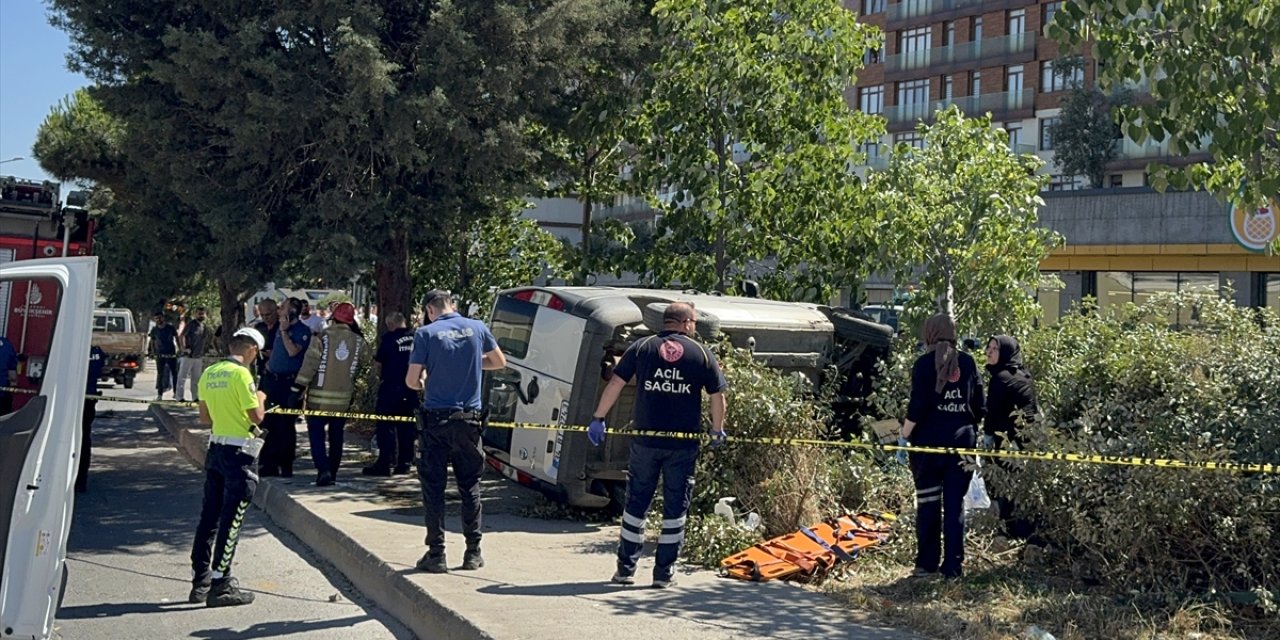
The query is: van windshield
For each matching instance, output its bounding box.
[491,296,537,358]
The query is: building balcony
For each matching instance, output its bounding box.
[1106,135,1212,170]
[886,0,1035,28]
[884,32,1036,79]
[886,89,1035,128]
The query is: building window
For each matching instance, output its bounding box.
[1041,60,1084,92]
[970,70,981,95]
[1048,174,1077,191]
[863,46,883,65]
[1109,174,1124,188]
[942,75,954,99]
[896,78,930,119]
[1006,64,1025,94]
[973,16,983,41]
[1007,9,1026,35]
[899,26,932,57]
[1040,116,1060,150]
[944,21,956,47]
[858,85,884,115]
[1265,274,1280,314]
[861,0,885,14]
[1097,272,1222,324]
[860,142,882,161]
[894,132,925,149]
[1043,1,1062,30]
[1005,123,1024,150]
[1036,273,1064,327]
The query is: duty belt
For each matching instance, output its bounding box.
[209,435,251,446]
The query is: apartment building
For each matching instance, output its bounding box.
[849,0,1279,321]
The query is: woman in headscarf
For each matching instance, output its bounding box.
[901,313,985,579]
[983,335,1039,539]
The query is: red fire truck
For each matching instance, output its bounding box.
[0,176,94,407]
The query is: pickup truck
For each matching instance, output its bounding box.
[91,308,146,388]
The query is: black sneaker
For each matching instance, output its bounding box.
[460,548,484,571]
[393,463,413,475]
[610,571,635,585]
[416,551,448,574]
[206,577,254,608]
[651,576,677,589]
[316,471,335,487]
[188,582,211,604]
[362,466,392,477]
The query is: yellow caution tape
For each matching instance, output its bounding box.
[5,386,1275,474]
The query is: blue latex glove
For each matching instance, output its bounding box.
[896,437,910,464]
[709,429,727,449]
[587,418,606,447]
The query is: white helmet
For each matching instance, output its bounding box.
[233,327,266,350]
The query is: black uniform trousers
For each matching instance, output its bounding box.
[418,411,485,554]
[258,370,299,475]
[191,443,258,586]
[374,386,418,470]
[909,424,977,577]
[75,399,96,493]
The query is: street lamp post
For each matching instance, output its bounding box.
[0,156,25,164]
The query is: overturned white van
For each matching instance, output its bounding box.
[481,286,892,508]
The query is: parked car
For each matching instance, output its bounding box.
[91,308,146,388]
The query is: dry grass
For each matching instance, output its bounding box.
[812,514,1278,640]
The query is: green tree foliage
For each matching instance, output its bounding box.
[537,0,659,284]
[629,0,885,299]
[1048,56,1132,189]
[871,107,1059,338]
[997,293,1280,593]
[47,0,624,325]
[410,210,567,317]
[1051,0,1279,210]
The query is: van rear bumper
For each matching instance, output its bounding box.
[483,448,611,509]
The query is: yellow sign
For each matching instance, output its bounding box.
[1229,198,1279,252]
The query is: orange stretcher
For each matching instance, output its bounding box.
[720,512,896,582]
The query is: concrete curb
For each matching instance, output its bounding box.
[149,405,490,640]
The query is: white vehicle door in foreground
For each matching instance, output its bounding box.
[0,257,96,640]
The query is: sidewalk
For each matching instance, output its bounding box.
[152,405,916,640]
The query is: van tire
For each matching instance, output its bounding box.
[827,309,893,347]
[123,375,135,389]
[642,303,721,338]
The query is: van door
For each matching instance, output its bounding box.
[0,257,95,640]
[488,293,585,486]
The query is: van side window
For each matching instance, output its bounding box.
[491,296,537,359]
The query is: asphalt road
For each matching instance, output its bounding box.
[55,368,412,640]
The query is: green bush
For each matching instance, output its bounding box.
[689,347,913,546]
[988,293,1280,594]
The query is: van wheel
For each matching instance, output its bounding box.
[607,481,629,517]
[828,309,893,347]
[123,376,135,389]
[642,302,721,338]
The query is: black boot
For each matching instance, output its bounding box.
[206,577,254,608]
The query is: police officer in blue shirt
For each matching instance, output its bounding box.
[405,290,506,574]
[258,298,312,477]
[75,344,107,493]
[589,301,728,589]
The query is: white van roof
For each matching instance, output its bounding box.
[502,286,834,334]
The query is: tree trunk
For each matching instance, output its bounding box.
[576,160,594,286]
[216,276,247,354]
[374,228,413,335]
[713,130,729,293]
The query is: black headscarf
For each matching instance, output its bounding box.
[987,335,1025,373]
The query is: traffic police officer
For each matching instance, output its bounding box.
[405,290,506,573]
[189,327,267,608]
[589,301,727,589]
[364,311,417,476]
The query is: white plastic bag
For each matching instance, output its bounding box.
[964,472,991,511]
